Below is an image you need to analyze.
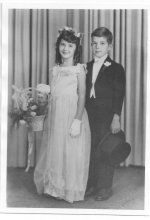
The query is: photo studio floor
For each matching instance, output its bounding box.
[7,166,145,210]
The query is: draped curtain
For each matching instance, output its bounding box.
[7,9,147,167]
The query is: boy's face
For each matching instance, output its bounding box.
[91,36,112,59]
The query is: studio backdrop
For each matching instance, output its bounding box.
[7,9,147,167]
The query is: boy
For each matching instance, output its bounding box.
[85,27,125,201]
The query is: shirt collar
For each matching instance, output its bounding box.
[94,54,108,64]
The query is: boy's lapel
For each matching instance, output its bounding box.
[96,56,112,82]
[87,60,94,83]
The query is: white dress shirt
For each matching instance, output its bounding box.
[90,54,108,98]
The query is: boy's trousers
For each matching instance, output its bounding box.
[86,97,115,190]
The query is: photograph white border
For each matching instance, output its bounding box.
[1,0,150,217]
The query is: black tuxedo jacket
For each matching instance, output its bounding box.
[86,56,125,118]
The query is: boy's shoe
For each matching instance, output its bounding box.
[85,187,95,197]
[95,188,112,201]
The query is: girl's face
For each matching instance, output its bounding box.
[91,36,112,59]
[59,39,76,62]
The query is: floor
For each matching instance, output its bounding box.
[6,166,145,211]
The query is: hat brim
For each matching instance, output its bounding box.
[97,131,131,166]
[110,142,131,165]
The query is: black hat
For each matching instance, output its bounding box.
[97,130,131,166]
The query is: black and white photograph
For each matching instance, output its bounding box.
[0,0,150,218]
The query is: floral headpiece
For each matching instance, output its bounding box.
[57,26,82,40]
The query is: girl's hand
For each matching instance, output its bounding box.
[69,119,81,137]
[110,114,121,134]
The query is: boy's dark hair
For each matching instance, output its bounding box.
[91,27,113,44]
[55,29,82,65]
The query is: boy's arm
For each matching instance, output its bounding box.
[111,64,126,133]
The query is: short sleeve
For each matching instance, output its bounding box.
[82,64,87,75]
[77,63,87,76]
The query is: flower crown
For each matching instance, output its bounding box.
[57,26,82,39]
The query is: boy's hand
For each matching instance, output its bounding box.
[69,119,81,137]
[110,114,121,134]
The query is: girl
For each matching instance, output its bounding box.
[34,27,91,203]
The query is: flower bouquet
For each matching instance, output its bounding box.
[9,84,50,131]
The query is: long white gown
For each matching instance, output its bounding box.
[34,64,91,203]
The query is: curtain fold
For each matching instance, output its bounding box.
[31,9,48,86]
[7,9,147,167]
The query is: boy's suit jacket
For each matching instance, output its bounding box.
[86,56,125,120]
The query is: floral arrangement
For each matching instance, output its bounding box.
[57,26,82,39]
[9,84,50,128]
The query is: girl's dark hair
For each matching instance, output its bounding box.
[55,29,82,65]
[91,27,113,44]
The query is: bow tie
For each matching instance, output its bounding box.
[94,57,104,63]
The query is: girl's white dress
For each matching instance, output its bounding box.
[34,64,91,203]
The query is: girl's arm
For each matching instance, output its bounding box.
[74,65,86,120]
[69,65,86,137]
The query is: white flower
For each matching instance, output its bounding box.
[36,84,50,94]
[104,61,111,67]
[21,99,28,111]
[28,98,34,103]
[57,27,81,39]
[30,105,37,110]
[30,112,37,117]
[76,32,80,37]
[19,120,26,125]
[64,26,72,31]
